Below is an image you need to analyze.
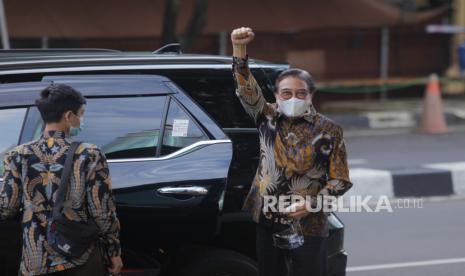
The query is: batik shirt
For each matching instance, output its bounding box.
[233,56,353,237]
[0,130,121,275]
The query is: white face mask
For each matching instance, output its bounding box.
[277,97,310,118]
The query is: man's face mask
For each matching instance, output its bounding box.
[68,110,85,137]
[69,117,84,137]
[277,97,310,118]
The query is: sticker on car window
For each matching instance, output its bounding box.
[172,119,189,137]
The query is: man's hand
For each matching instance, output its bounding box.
[231,27,255,46]
[231,27,255,58]
[286,196,319,219]
[286,202,308,219]
[108,256,123,275]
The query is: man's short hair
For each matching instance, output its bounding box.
[35,84,87,123]
[275,68,316,94]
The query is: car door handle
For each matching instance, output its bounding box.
[157,186,208,196]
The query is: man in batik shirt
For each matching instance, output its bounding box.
[231,27,353,276]
[0,84,122,275]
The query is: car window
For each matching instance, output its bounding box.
[156,70,255,128]
[161,98,208,156]
[0,108,26,176]
[156,68,282,129]
[34,96,166,159]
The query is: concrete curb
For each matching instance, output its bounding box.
[328,110,465,130]
[344,162,465,199]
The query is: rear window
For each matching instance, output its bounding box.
[153,68,281,129]
[161,98,208,156]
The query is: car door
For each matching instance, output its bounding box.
[0,81,56,274]
[21,75,233,251]
[0,107,27,274]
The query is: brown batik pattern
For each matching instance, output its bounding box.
[232,56,353,237]
[1,131,120,275]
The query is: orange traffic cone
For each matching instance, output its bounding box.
[419,74,448,134]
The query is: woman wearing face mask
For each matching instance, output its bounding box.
[231,27,353,276]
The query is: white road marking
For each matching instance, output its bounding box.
[347,257,465,272]
[348,159,367,165]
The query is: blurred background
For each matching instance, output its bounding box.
[1,0,465,111]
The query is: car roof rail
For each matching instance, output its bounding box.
[153,43,182,55]
[0,48,122,54]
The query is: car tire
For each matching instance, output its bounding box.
[176,247,258,276]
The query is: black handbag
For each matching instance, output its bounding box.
[47,141,100,259]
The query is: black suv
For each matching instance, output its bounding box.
[0,48,347,276]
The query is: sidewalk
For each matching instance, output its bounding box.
[329,104,465,200]
[322,97,465,130]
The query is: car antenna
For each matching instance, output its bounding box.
[153,43,183,55]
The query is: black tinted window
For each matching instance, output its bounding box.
[155,70,256,128]
[34,96,166,159]
[171,68,282,128]
[161,98,208,156]
[0,108,26,175]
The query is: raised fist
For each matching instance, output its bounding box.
[231,27,255,46]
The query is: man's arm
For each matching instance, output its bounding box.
[231,27,269,123]
[319,126,353,197]
[85,147,122,261]
[0,150,23,220]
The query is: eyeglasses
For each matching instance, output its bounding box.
[278,90,310,100]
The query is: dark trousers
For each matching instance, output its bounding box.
[46,248,108,276]
[256,223,328,276]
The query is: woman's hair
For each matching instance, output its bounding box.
[35,84,86,123]
[274,68,316,94]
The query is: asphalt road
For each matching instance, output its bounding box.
[337,197,465,276]
[344,128,465,170]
